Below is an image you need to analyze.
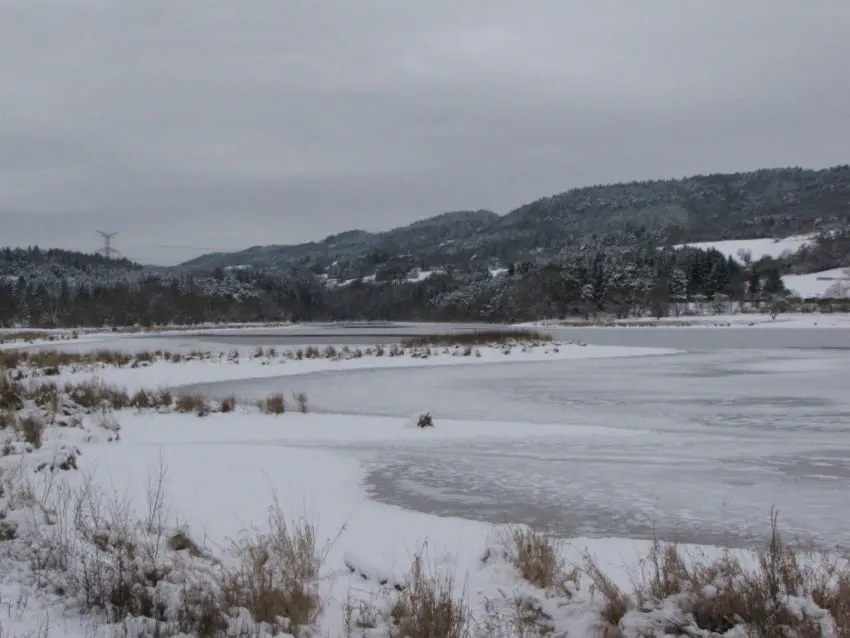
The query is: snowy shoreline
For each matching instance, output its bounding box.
[1,333,848,636]
[518,311,850,329]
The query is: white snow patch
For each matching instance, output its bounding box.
[674,234,815,262]
[784,268,850,299]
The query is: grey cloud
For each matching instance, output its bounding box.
[1,0,848,265]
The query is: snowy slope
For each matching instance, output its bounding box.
[674,234,815,262]
[784,267,850,298]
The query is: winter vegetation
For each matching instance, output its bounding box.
[2,342,850,637]
[2,232,849,328]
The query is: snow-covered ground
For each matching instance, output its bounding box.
[2,329,849,636]
[784,268,850,299]
[673,234,815,262]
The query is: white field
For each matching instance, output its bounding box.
[783,267,850,299]
[1,328,849,636]
[673,234,815,262]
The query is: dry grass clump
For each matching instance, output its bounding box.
[389,553,471,638]
[219,505,321,631]
[0,346,223,373]
[17,413,45,448]
[501,527,578,594]
[129,388,173,410]
[174,394,210,416]
[260,393,286,415]
[0,330,53,344]
[401,329,552,348]
[0,374,25,410]
[811,566,850,638]
[605,513,850,637]
[4,375,136,415]
[584,553,633,630]
[65,380,131,410]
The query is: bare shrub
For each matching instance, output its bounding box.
[0,409,13,429]
[178,581,229,636]
[260,394,286,415]
[293,392,309,414]
[68,473,169,624]
[501,527,577,594]
[220,395,237,413]
[734,511,822,637]
[219,504,321,631]
[134,350,155,364]
[416,412,434,428]
[812,565,850,638]
[175,394,210,416]
[130,388,153,409]
[154,388,173,408]
[389,552,470,638]
[64,380,130,411]
[630,514,845,637]
[634,540,747,634]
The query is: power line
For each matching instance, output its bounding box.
[96,231,121,260]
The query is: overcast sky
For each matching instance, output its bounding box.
[1,0,849,265]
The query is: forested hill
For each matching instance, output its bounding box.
[179,165,850,277]
[2,164,849,327]
[2,228,849,328]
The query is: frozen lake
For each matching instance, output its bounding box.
[180,327,850,550]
